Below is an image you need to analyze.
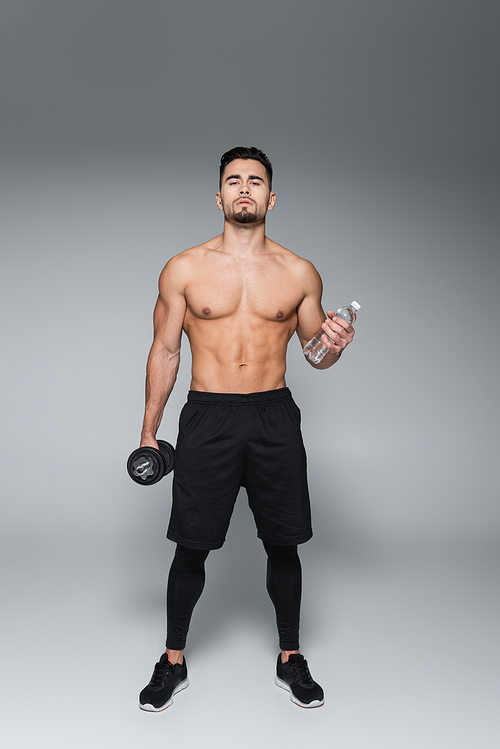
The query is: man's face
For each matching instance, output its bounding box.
[216,159,275,224]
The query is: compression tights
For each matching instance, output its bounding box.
[165,541,302,651]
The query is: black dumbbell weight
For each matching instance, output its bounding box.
[127,440,175,486]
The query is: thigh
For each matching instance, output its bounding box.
[167,402,245,550]
[244,398,313,546]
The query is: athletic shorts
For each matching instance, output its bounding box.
[167,388,312,550]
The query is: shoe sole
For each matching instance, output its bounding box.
[139,677,189,712]
[275,676,324,709]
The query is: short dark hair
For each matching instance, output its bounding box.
[219,146,273,190]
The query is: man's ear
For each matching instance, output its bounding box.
[215,192,223,211]
[268,192,276,210]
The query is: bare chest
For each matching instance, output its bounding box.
[184,259,303,322]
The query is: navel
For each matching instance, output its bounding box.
[202,307,211,316]
[276,310,284,319]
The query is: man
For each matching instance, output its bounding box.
[138,146,355,711]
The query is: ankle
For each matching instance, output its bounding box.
[166,649,184,665]
[281,649,300,664]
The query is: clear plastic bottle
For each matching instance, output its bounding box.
[303,301,360,364]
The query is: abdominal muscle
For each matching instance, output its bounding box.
[186,319,293,394]
[190,359,287,394]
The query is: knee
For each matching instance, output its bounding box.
[173,544,210,573]
[262,541,300,568]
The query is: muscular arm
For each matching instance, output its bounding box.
[140,258,187,447]
[296,261,354,370]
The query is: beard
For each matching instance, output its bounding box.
[222,199,265,224]
[232,209,261,224]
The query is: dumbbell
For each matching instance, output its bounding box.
[127,440,175,486]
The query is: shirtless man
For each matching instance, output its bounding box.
[138,147,355,711]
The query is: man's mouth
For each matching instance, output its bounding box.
[236,199,253,205]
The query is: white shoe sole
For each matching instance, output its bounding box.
[275,675,324,709]
[139,677,189,712]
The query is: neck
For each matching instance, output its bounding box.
[221,218,267,256]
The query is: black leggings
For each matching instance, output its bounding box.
[166,542,302,651]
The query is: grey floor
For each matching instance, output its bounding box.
[3,496,498,749]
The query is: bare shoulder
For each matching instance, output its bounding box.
[158,235,223,292]
[266,238,322,291]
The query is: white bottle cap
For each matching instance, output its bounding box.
[351,300,361,310]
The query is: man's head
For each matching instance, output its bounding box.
[216,146,275,225]
[219,146,273,191]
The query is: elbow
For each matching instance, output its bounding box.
[167,348,181,365]
[149,342,181,365]
[164,344,181,363]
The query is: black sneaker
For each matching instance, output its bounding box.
[275,653,324,708]
[139,654,189,711]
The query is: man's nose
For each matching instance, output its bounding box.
[239,185,250,194]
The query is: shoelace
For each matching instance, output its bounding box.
[289,658,315,686]
[150,659,173,687]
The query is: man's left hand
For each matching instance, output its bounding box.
[320,311,355,356]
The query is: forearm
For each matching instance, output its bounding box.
[141,346,180,442]
[307,348,341,370]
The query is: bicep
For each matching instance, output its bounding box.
[151,262,187,356]
[295,263,326,347]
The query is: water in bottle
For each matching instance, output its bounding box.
[303,301,360,364]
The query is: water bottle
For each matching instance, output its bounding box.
[303,301,360,364]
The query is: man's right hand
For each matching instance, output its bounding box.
[140,436,159,451]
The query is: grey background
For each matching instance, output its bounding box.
[1,1,498,747]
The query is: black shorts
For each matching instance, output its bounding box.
[167,388,312,550]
